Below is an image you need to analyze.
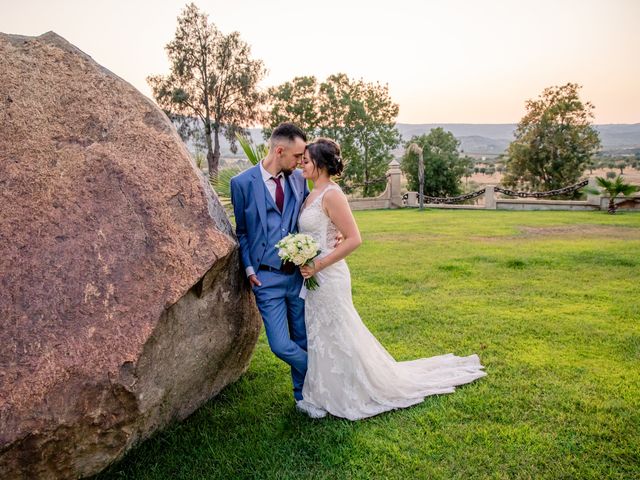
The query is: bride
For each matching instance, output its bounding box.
[297,138,486,421]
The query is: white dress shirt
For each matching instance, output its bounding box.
[260,161,284,205]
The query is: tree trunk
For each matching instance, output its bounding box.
[608,198,617,214]
[203,119,216,179]
[418,153,425,210]
[212,124,221,178]
[363,144,369,197]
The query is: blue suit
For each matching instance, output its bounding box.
[230,164,310,400]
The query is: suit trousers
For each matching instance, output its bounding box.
[251,268,307,401]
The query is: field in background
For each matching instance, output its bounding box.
[467,167,640,189]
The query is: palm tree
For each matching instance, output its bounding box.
[584,176,639,214]
[209,133,266,206]
[235,133,268,166]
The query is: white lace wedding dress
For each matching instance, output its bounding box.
[298,184,487,420]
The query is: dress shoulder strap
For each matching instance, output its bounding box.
[319,183,342,198]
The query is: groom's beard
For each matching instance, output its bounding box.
[280,167,294,176]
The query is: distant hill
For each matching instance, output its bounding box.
[184,123,640,161]
[395,123,640,156]
[591,124,640,150]
[396,124,514,156]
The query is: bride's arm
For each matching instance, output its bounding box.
[300,189,362,279]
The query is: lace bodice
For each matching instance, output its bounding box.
[298,184,342,258]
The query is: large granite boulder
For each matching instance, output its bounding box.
[0,32,261,479]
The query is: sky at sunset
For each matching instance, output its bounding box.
[2,0,639,124]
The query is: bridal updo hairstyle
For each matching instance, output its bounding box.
[306,138,344,176]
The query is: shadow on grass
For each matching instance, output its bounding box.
[93,356,360,479]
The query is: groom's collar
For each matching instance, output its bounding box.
[259,160,284,183]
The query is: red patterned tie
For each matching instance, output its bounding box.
[271,176,284,212]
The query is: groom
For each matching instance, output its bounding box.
[230,123,326,418]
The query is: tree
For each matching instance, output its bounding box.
[326,77,401,196]
[503,83,600,193]
[264,73,400,196]
[463,166,474,186]
[263,76,319,140]
[401,128,471,197]
[316,73,353,141]
[147,3,266,177]
[584,176,639,214]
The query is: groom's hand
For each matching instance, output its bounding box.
[249,274,262,287]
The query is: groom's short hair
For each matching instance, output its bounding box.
[270,123,307,145]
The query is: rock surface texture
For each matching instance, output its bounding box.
[0,32,261,479]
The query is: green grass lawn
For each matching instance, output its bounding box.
[96,209,640,480]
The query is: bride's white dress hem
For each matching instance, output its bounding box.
[299,184,486,421]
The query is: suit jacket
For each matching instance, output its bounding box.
[230,164,309,274]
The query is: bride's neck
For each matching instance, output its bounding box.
[313,175,332,190]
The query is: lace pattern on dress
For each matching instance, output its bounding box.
[298,184,486,420]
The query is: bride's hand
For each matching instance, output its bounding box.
[300,260,320,279]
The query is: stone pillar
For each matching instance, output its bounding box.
[586,177,601,207]
[485,185,496,209]
[387,159,403,208]
[406,192,418,207]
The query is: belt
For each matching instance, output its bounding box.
[258,262,296,275]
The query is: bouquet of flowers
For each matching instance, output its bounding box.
[275,233,321,290]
